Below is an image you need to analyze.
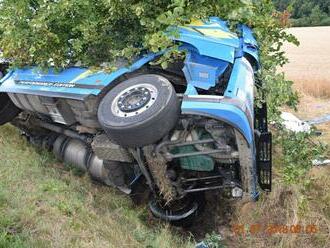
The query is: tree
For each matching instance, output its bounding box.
[310,5,328,25]
[273,0,330,26]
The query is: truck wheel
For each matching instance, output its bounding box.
[148,193,204,226]
[0,93,21,125]
[98,74,180,147]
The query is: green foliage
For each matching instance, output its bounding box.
[276,129,327,184]
[259,72,298,121]
[0,0,243,69]
[0,232,27,248]
[273,0,330,27]
[203,232,226,248]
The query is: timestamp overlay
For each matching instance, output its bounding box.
[231,223,326,237]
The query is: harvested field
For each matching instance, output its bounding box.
[282,26,330,143]
[282,26,330,98]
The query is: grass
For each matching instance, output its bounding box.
[229,165,330,248]
[0,124,194,248]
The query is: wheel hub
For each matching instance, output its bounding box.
[111,83,158,117]
[117,87,151,113]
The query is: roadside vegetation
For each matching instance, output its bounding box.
[274,0,330,26]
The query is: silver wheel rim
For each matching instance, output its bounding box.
[111,83,158,117]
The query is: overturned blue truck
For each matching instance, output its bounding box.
[0,18,271,224]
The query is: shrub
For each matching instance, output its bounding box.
[276,130,327,184]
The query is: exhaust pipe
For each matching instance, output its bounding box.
[53,135,131,193]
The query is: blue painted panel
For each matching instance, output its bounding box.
[173,18,239,63]
[0,53,158,100]
[13,67,86,83]
[177,37,237,63]
[225,57,255,117]
[240,25,258,48]
[179,19,239,48]
[183,52,229,90]
[185,84,199,95]
[239,24,260,68]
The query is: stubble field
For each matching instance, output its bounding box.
[282,26,330,98]
[282,26,330,143]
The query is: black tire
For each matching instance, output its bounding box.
[0,93,21,125]
[98,74,180,147]
[148,193,205,227]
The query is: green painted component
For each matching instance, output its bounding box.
[173,145,214,172]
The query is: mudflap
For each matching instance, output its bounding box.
[256,132,272,191]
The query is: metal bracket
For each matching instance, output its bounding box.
[256,132,272,191]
